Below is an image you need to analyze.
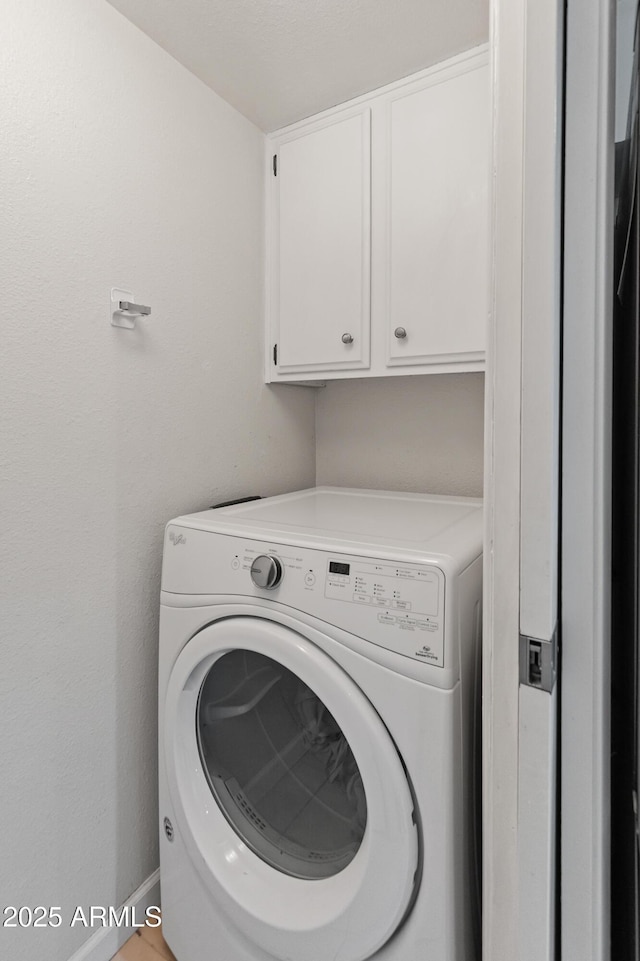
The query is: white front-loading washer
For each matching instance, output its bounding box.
[159,487,482,961]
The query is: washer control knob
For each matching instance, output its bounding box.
[250,554,283,590]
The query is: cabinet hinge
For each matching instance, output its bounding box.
[273,154,277,176]
[273,344,278,365]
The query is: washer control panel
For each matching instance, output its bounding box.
[324,557,444,666]
[325,559,439,614]
[163,528,448,667]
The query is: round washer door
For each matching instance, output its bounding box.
[163,616,419,961]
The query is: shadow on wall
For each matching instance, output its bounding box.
[315,374,484,497]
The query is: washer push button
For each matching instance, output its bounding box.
[353,593,371,604]
[378,613,396,625]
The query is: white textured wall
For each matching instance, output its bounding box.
[0,3,315,960]
[316,375,484,496]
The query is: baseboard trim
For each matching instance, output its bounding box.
[67,869,161,961]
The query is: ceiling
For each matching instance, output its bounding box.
[106,0,489,132]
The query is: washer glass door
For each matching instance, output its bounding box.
[197,649,367,880]
[164,615,419,961]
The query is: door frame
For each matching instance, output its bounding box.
[560,0,614,958]
[484,0,614,958]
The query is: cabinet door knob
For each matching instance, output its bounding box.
[341,333,354,344]
[394,327,407,339]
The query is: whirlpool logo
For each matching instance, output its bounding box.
[169,530,186,546]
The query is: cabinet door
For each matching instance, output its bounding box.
[386,65,489,368]
[273,110,371,376]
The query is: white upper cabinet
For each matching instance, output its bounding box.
[385,67,489,368]
[266,47,489,383]
[275,110,371,374]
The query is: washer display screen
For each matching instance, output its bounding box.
[196,650,367,879]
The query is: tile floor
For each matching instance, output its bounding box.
[111,921,177,961]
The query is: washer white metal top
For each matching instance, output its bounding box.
[175,487,482,568]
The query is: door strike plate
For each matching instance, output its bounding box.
[519,628,558,693]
